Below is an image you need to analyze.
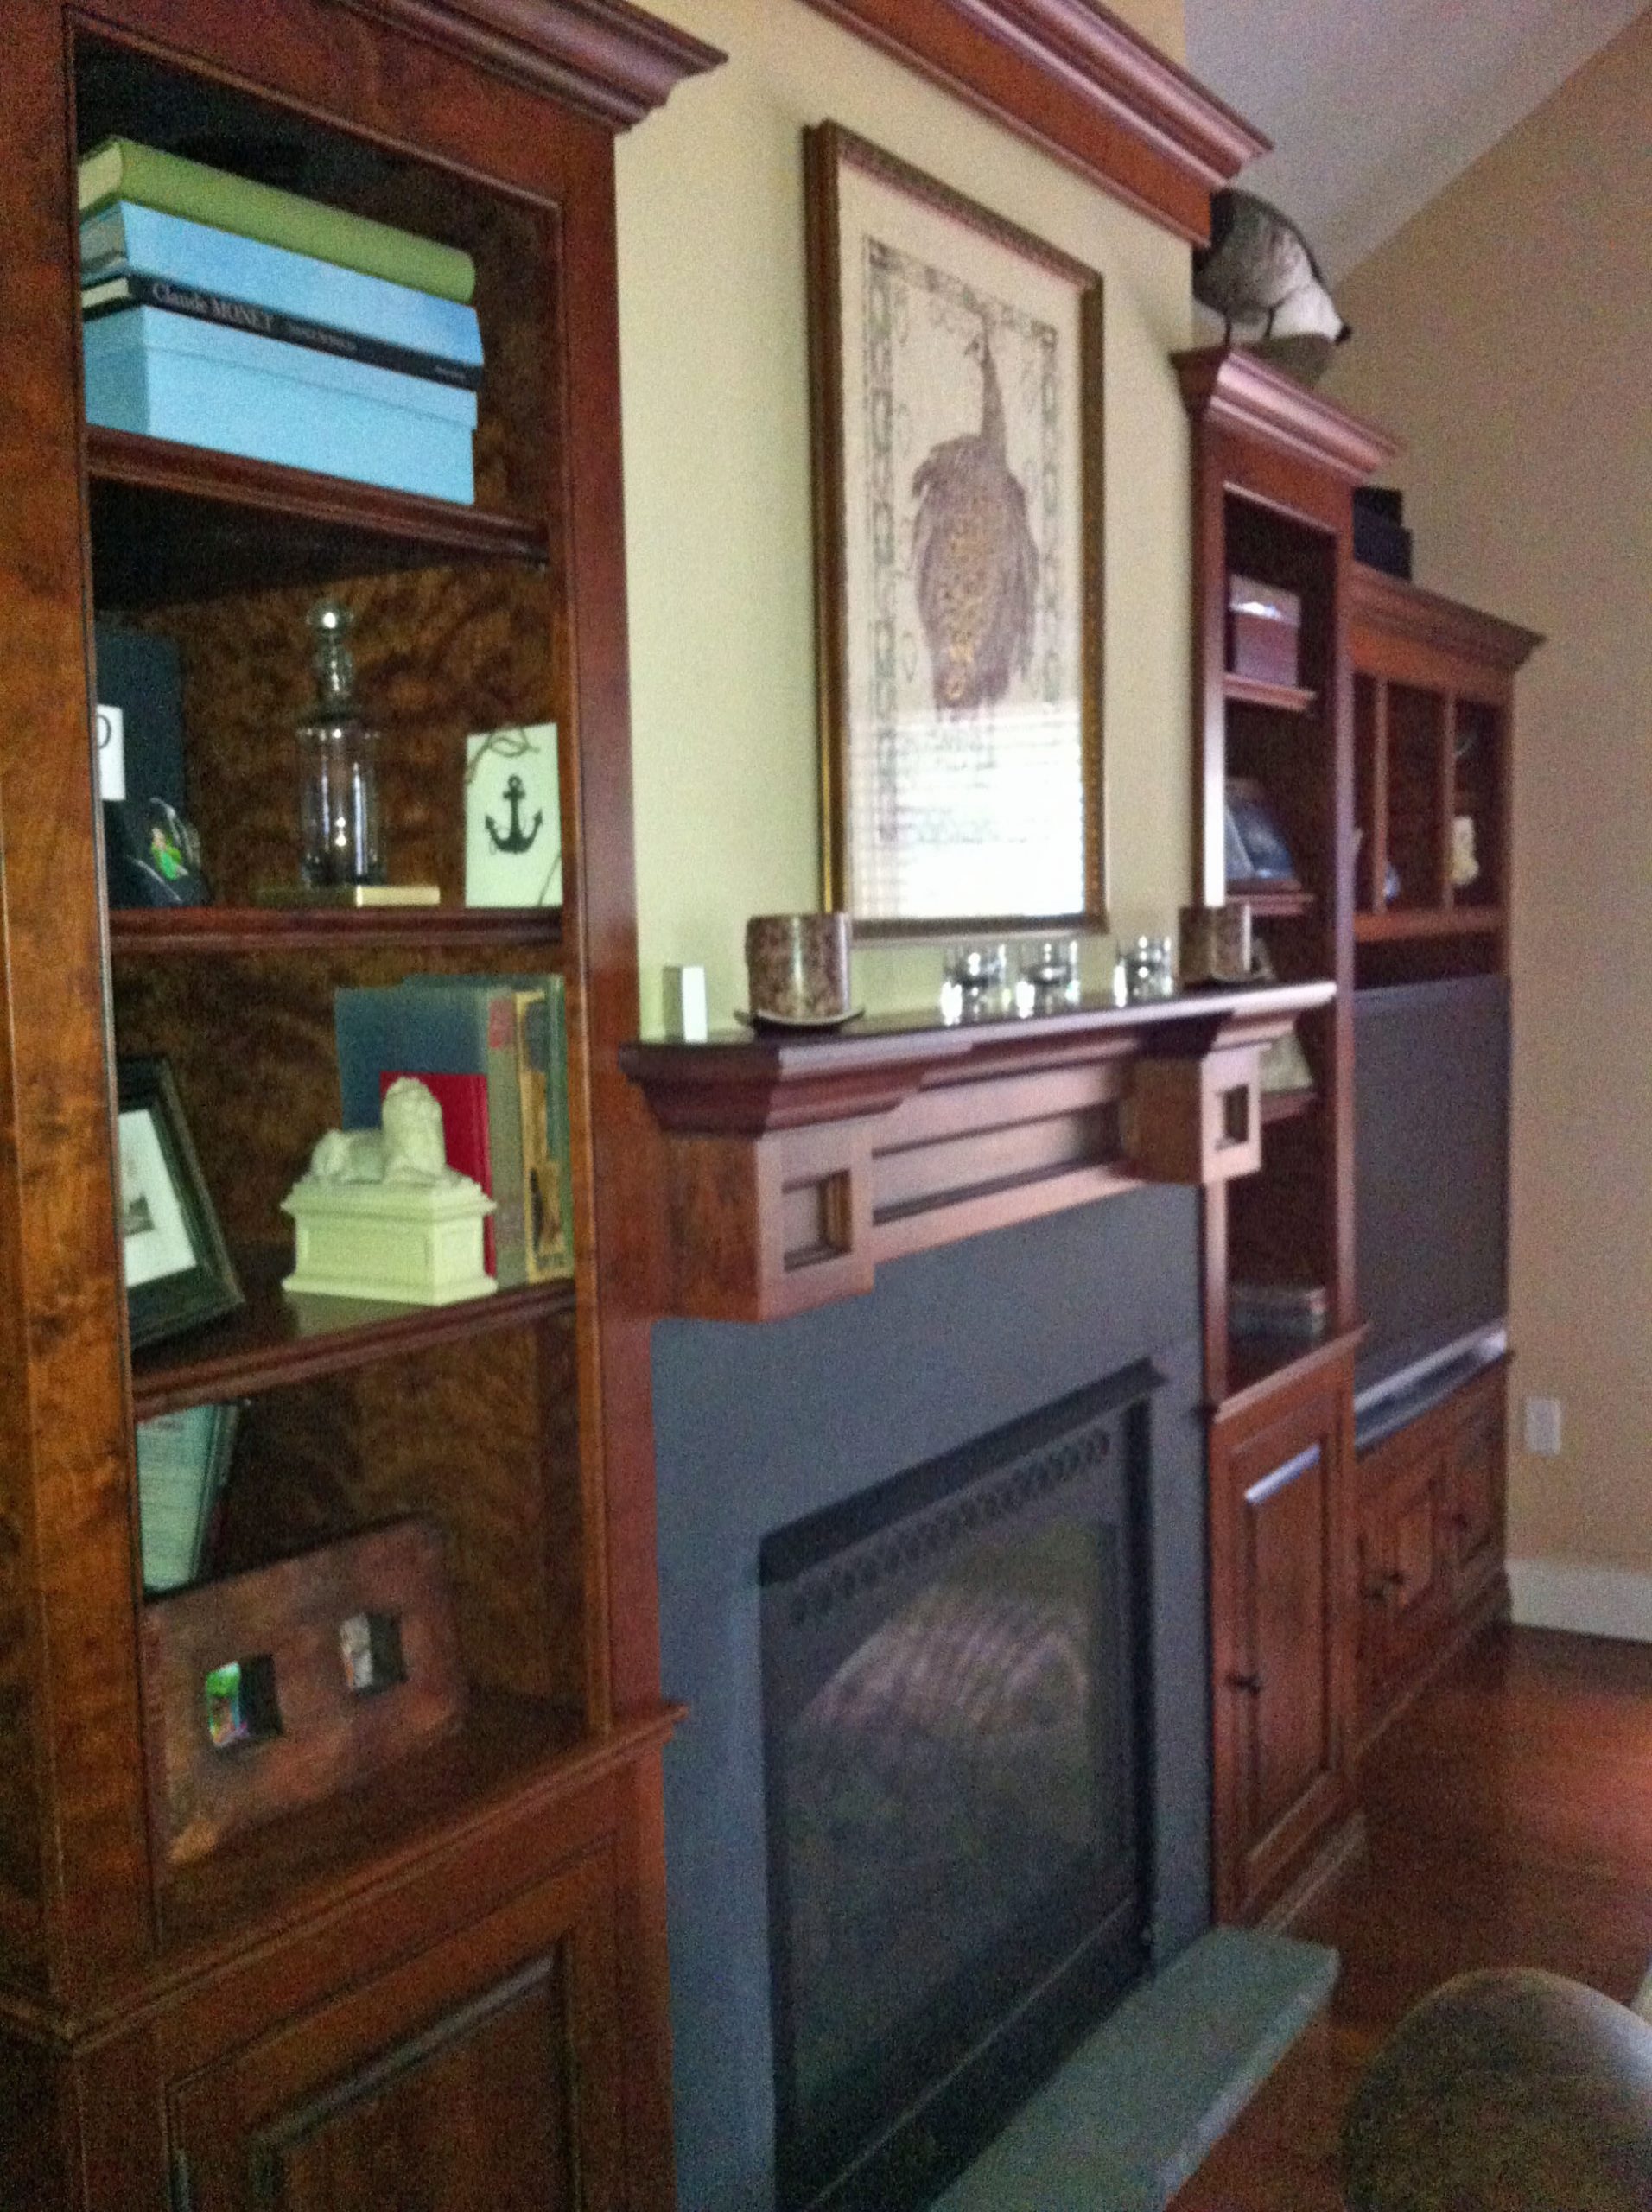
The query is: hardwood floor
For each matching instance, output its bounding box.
[1172,1623,1652,2209]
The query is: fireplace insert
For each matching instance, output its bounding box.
[759,1362,1160,2211]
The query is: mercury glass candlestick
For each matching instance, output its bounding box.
[295,599,385,887]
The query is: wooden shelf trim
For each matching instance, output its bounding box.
[1175,346,1399,485]
[110,906,563,957]
[329,0,723,127]
[131,1259,576,1419]
[1224,673,1318,715]
[88,424,549,563]
[800,0,1266,242]
[1355,907,1504,943]
[622,982,1332,1319]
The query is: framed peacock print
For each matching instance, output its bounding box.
[806,123,1105,937]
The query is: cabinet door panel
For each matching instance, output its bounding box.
[1451,1394,1505,1592]
[1210,1355,1354,1923]
[252,1958,573,2212]
[1244,1442,1331,1840]
[172,1848,621,2212]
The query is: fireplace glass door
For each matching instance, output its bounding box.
[759,1368,1156,2211]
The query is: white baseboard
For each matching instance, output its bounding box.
[1508,1560,1652,1644]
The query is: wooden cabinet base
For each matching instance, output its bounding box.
[1209,1343,1357,1925]
[0,1737,677,2212]
[1357,1363,1509,1751]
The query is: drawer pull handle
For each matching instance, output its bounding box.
[1228,1670,1264,1695]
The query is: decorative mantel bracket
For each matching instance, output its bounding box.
[620,981,1333,1321]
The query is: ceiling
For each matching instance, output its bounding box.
[1183,0,1649,278]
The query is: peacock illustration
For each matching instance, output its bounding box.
[911,323,1039,715]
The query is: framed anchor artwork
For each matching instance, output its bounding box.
[464,721,563,908]
[805,123,1106,938]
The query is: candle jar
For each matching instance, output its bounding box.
[295,599,385,887]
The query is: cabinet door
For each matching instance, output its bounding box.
[1449,1384,1506,1598]
[1369,1446,1452,1698]
[1211,1363,1353,1922]
[169,1847,623,2212]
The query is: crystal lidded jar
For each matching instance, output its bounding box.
[295,599,385,887]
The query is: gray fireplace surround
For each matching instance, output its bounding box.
[651,1184,1212,2212]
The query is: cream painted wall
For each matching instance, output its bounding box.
[615,0,1196,1031]
[1326,10,1652,1605]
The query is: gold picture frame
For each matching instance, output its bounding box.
[805,123,1106,939]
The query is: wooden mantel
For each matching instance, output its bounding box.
[622,980,1332,1319]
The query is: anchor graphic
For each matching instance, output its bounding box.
[485,774,543,855]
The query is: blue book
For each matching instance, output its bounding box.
[80,201,482,367]
[84,308,474,504]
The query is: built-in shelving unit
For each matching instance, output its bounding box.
[0,2,720,2202]
[1177,346,1395,1928]
[1350,564,1540,987]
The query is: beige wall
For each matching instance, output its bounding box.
[614,0,1195,1031]
[1327,12,1652,1609]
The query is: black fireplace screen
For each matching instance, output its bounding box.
[759,1363,1159,2212]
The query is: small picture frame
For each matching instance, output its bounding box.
[1224,776,1299,889]
[117,1058,244,1351]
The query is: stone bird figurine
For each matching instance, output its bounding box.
[912,325,1039,714]
[1194,188,1350,366]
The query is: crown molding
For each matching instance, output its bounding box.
[800,0,1267,242]
[337,0,725,129]
[1174,345,1399,485]
[1350,566,1543,673]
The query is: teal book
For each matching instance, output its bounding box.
[79,202,483,365]
[84,305,474,504]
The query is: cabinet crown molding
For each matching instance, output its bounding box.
[334,0,725,126]
[1175,345,1399,484]
[801,0,1267,241]
[1350,568,1543,672]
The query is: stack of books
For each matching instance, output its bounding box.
[334,976,574,1289]
[79,137,482,505]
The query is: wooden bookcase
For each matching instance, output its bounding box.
[1347,573,1538,1751]
[1350,564,1540,988]
[1177,347,1394,1923]
[0,5,719,2207]
[1179,352,1541,1919]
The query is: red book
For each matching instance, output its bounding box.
[378,1068,495,1275]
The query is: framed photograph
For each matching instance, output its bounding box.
[1224,776,1299,889]
[806,123,1105,937]
[117,1057,244,1351]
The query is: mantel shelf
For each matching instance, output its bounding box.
[623,982,1332,1320]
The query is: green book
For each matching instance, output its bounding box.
[78,138,476,305]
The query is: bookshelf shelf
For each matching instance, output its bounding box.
[1236,885,1316,920]
[1354,906,1504,944]
[88,424,548,608]
[131,1250,576,1419]
[110,905,563,957]
[156,1693,678,1964]
[1261,1085,1317,1125]
[1223,672,1318,714]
